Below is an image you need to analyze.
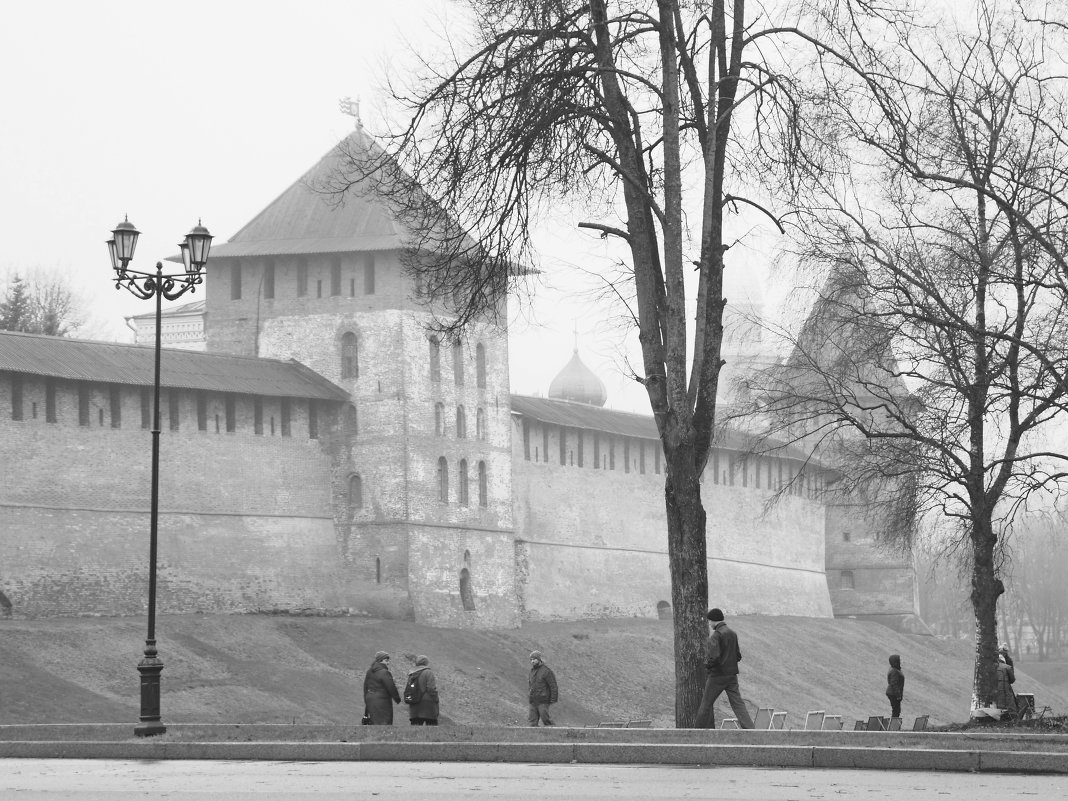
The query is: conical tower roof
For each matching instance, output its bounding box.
[548,349,607,407]
[208,127,404,259]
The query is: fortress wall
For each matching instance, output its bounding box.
[0,379,401,619]
[0,507,410,618]
[512,419,834,620]
[407,524,519,628]
[825,502,917,618]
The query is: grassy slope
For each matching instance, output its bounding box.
[1,614,1065,729]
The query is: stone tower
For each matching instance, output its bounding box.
[200,127,518,627]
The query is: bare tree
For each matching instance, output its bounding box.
[0,270,85,337]
[748,1,1068,714]
[325,1,822,726]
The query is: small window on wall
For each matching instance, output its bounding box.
[344,404,358,437]
[254,398,264,435]
[281,399,291,437]
[476,343,486,388]
[843,531,851,542]
[577,431,584,467]
[594,434,600,468]
[609,437,615,470]
[340,332,358,379]
[10,375,24,421]
[478,461,487,506]
[460,567,476,611]
[523,419,530,459]
[45,379,56,423]
[263,261,275,299]
[78,385,90,427]
[459,459,469,506]
[559,427,567,465]
[141,387,151,429]
[429,336,441,382]
[435,402,445,436]
[437,456,449,503]
[109,386,122,428]
[542,426,549,464]
[330,257,342,296]
[364,254,375,294]
[453,341,464,385]
[197,393,208,431]
[348,474,363,510]
[225,396,236,433]
[623,439,631,474]
[230,262,242,300]
[297,259,308,297]
[840,570,855,590]
[375,556,382,584]
[456,405,467,438]
[476,407,485,440]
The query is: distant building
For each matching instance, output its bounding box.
[0,127,918,628]
[126,299,206,351]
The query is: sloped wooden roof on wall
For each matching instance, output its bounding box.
[0,331,349,401]
[207,128,403,259]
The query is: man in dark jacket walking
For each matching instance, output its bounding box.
[406,654,440,725]
[886,654,904,719]
[695,608,755,729]
[527,650,558,726]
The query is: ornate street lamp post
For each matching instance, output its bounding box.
[107,217,212,737]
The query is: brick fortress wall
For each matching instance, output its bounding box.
[511,416,835,621]
[0,372,404,618]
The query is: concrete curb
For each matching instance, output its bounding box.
[1,740,1066,773]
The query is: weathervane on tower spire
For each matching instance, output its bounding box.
[338,96,362,129]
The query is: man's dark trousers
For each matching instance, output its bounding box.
[695,674,754,729]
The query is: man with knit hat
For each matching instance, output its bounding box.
[527,650,558,726]
[695,608,754,729]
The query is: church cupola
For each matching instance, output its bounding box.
[548,348,607,406]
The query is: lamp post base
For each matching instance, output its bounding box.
[135,640,166,738]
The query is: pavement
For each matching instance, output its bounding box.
[1,724,1066,773]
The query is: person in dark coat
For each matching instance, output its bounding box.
[406,655,440,725]
[527,650,558,726]
[886,654,905,719]
[995,651,1018,718]
[695,608,755,729]
[363,650,401,725]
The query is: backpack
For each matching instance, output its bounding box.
[403,670,423,705]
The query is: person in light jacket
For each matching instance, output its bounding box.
[406,655,440,725]
[527,650,558,726]
[363,651,401,725]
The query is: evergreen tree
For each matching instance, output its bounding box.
[0,274,33,332]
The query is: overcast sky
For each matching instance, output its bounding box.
[0,0,972,414]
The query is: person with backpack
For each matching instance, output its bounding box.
[527,650,558,726]
[363,650,401,725]
[404,654,439,725]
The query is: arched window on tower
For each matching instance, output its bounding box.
[460,567,476,611]
[459,458,469,506]
[476,407,485,440]
[478,460,487,507]
[437,457,449,503]
[476,343,486,388]
[453,341,464,385]
[429,336,441,382]
[348,474,363,514]
[341,332,358,379]
[435,402,445,436]
[456,405,467,438]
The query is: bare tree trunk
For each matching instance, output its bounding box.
[664,446,708,727]
[970,516,1003,711]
